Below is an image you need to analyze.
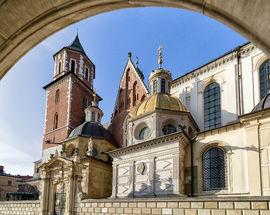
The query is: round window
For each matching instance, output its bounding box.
[162,124,177,135]
[138,126,150,140]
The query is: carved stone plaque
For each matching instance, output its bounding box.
[137,162,147,175]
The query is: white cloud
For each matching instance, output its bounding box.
[0,137,35,175]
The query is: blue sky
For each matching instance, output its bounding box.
[0,7,246,175]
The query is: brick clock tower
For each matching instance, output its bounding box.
[42,34,101,152]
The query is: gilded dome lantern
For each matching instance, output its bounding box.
[126,46,198,147]
[149,46,172,95]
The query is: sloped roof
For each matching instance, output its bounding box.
[66,34,86,55]
[252,91,270,112]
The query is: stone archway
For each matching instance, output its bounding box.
[0,0,270,80]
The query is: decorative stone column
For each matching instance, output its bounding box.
[66,166,75,215]
[111,164,118,198]
[40,169,50,215]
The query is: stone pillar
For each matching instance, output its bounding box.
[40,170,50,215]
[129,161,135,197]
[243,122,261,195]
[111,164,118,198]
[179,143,186,195]
[173,155,180,195]
[66,168,75,215]
[149,157,156,195]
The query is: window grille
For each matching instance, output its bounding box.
[259,59,270,99]
[204,82,221,130]
[203,147,225,191]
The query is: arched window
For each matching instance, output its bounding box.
[259,59,270,99]
[53,113,58,130]
[70,60,75,72]
[141,94,146,102]
[153,80,158,94]
[161,78,166,93]
[91,112,96,121]
[82,96,88,109]
[203,147,226,191]
[204,82,221,130]
[55,89,60,104]
[138,126,150,140]
[85,67,89,81]
[58,62,61,74]
[133,81,137,106]
[162,124,177,135]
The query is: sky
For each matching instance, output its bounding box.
[0,7,247,175]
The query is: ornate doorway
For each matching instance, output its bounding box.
[54,191,66,215]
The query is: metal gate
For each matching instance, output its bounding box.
[54,192,66,215]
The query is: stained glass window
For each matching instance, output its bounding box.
[259,60,270,99]
[203,147,225,191]
[162,124,176,135]
[204,82,221,130]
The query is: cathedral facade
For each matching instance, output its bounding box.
[37,36,270,214]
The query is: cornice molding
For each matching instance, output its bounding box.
[172,43,256,88]
[108,131,189,157]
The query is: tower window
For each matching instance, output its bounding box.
[83,96,88,109]
[91,112,96,121]
[204,82,221,130]
[70,60,76,72]
[203,147,226,191]
[133,81,137,106]
[85,67,89,81]
[55,89,60,104]
[8,181,12,186]
[259,59,270,99]
[53,113,58,130]
[138,126,150,140]
[162,124,177,135]
[153,80,158,94]
[58,62,61,74]
[161,78,166,93]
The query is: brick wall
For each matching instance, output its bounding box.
[0,200,40,215]
[111,61,148,146]
[0,198,269,215]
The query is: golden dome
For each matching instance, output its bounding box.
[135,93,188,117]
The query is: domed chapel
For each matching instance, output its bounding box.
[38,36,270,214]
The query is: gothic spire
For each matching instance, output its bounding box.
[67,34,86,55]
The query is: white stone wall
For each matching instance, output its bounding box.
[112,139,186,198]
[171,44,267,131]
[194,126,249,196]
